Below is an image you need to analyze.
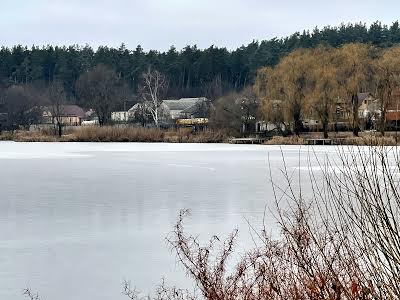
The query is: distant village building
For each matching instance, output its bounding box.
[163,97,210,119]
[112,97,211,128]
[42,105,86,126]
[255,121,286,133]
[357,92,381,130]
[383,90,400,130]
[255,99,286,135]
[111,111,129,122]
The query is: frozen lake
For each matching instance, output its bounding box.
[0,142,338,300]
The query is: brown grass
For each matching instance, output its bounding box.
[265,135,307,145]
[0,127,229,143]
[264,134,398,146]
[334,135,397,146]
[72,126,165,142]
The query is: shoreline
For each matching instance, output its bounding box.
[0,127,398,146]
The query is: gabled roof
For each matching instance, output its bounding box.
[128,103,141,111]
[128,101,157,111]
[44,105,86,117]
[357,92,373,102]
[61,105,86,117]
[163,97,208,111]
[127,97,209,113]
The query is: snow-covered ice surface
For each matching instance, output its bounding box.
[0,142,379,300]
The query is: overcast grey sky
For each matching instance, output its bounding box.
[1,0,399,51]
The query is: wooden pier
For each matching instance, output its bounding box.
[306,138,333,145]
[230,137,267,144]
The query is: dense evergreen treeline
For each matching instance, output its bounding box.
[1,21,400,101]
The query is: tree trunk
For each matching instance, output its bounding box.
[380,111,386,136]
[294,119,301,136]
[154,106,159,127]
[57,123,62,137]
[322,121,328,139]
[293,103,302,136]
[352,94,359,137]
[322,100,329,139]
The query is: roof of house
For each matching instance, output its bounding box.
[128,102,156,112]
[163,97,207,111]
[62,105,86,117]
[44,105,86,117]
[128,103,141,111]
[358,92,373,102]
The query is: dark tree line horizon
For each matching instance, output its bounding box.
[1,21,400,104]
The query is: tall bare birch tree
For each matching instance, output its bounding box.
[140,68,168,127]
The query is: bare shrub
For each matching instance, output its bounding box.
[23,288,41,300]
[126,145,400,300]
[123,279,197,300]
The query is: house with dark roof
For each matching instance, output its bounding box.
[42,105,86,126]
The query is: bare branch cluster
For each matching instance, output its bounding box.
[130,145,400,300]
[23,288,41,300]
[139,68,168,127]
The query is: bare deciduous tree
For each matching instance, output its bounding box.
[48,81,66,137]
[374,46,400,135]
[76,64,121,126]
[139,68,168,127]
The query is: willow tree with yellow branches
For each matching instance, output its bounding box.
[374,46,400,135]
[255,49,314,135]
[331,43,374,136]
[307,47,339,138]
[256,43,377,137]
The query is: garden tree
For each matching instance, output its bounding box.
[139,68,168,127]
[132,102,153,127]
[256,49,314,135]
[47,81,66,137]
[334,43,373,136]
[2,85,41,129]
[238,88,259,135]
[255,67,286,132]
[308,47,339,138]
[209,92,244,135]
[76,64,122,126]
[374,46,400,135]
[209,88,257,135]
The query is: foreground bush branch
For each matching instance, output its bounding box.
[126,145,400,300]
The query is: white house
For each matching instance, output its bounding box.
[112,97,210,124]
[111,111,129,122]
